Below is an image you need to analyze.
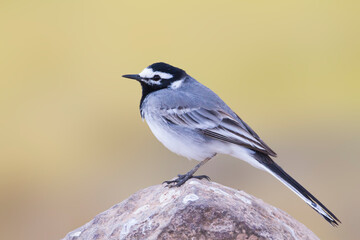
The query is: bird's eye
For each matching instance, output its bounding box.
[152,75,161,81]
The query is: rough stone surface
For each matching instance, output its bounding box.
[62,179,319,240]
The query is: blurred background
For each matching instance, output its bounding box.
[0,1,359,239]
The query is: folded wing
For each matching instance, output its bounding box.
[160,107,277,157]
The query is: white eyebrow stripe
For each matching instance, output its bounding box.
[156,71,173,79]
[139,68,154,78]
[139,67,173,79]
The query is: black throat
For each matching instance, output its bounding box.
[139,82,155,112]
[139,81,172,117]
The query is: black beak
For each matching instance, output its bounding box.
[122,74,142,81]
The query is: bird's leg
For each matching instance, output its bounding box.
[163,156,213,187]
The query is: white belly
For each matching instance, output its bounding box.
[144,113,216,161]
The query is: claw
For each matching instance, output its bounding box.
[162,179,178,188]
[192,175,211,181]
[163,173,211,187]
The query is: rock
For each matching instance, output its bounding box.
[62,179,319,240]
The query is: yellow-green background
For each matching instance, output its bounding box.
[1,1,359,239]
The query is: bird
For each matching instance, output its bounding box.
[122,62,340,226]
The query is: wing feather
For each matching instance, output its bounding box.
[160,107,277,157]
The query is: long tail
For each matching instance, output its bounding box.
[252,151,341,226]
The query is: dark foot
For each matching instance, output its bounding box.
[163,173,211,188]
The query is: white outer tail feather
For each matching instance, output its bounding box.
[264,168,333,222]
[228,146,339,225]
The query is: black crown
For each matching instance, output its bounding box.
[149,62,186,80]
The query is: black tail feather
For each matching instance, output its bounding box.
[253,152,340,226]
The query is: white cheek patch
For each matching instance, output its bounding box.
[147,80,162,85]
[139,67,173,79]
[171,80,183,89]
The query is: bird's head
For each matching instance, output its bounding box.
[122,62,187,91]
